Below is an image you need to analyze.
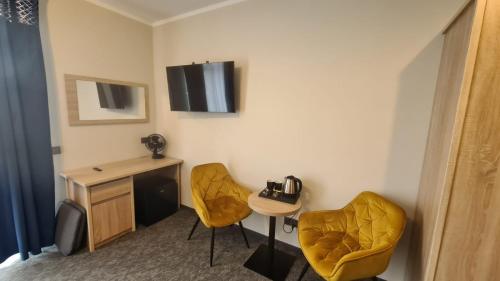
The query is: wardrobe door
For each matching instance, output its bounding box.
[435,0,500,279]
[408,2,476,281]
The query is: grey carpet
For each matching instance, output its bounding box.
[0,207,325,281]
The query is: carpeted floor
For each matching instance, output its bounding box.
[0,207,325,281]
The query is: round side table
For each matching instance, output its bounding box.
[244,192,302,281]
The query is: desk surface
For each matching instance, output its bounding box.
[60,156,183,187]
[248,192,301,217]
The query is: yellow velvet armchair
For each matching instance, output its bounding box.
[297,191,406,281]
[187,163,253,266]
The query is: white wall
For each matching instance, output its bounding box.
[42,0,156,204]
[153,0,466,280]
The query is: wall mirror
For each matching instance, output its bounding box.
[65,74,149,126]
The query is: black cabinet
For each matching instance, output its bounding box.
[134,175,178,226]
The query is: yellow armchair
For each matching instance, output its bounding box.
[188,163,253,266]
[298,191,406,281]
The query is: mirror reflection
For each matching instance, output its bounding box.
[65,74,149,126]
[76,80,146,120]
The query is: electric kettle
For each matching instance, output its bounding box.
[283,176,302,196]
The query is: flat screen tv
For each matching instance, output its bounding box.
[96,82,131,109]
[166,61,235,113]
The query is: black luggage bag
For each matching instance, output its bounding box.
[54,199,86,256]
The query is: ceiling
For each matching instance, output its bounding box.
[87,0,246,26]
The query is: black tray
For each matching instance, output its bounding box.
[258,189,300,204]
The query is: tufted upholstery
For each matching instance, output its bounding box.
[298,191,406,281]
[191,163,252,228]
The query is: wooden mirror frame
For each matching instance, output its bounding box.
[65,74,150,126]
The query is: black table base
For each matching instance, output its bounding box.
[244,216,296,281]
[244,244,296,281]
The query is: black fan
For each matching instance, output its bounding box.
[141,134,166,159]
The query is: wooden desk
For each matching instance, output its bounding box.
[60,156,183,252]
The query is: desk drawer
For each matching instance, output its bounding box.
[92,193,133,245]
[90,178,131,204]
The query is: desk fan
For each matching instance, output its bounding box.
[141,134,166,159]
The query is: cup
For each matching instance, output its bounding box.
[266,180,275,190]
[274,182,283,192]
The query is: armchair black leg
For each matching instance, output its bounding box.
[238,221,250,248]
[187,218,200,240]
[298,261,309,281]
[210,227,215,267]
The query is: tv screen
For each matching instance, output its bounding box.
[96,82,131,109]
[166,61,235,112]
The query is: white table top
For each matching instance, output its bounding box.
[248,192,302,217]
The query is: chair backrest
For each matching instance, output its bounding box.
[342,191,406,251]
[191,163,233,201]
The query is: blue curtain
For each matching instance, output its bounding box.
[0,1,55,263]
